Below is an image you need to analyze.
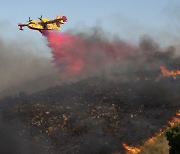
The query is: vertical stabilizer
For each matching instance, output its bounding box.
[56,14,62,19]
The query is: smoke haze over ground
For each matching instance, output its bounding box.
[41,29,180,81]
[0,21,180,153]
[0,24,180,97]
[41,29,134,78]
[0,35,63,98]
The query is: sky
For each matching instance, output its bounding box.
[0,0,180,48]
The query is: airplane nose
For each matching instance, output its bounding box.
[62,16,67,22]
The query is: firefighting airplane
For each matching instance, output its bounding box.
[18,15,67,31]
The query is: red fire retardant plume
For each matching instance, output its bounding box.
[41,30,134,78]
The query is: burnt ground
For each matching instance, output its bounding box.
[0,76,179,154]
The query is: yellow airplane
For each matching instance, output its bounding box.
[18,15,67,31]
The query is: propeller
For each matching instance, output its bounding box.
[38,15,42,21]
[27,17,32,22]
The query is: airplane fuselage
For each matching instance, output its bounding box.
[27,22,60,31]
[18,15,67,31]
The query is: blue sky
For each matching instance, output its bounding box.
[0,0,172,27]
[0,0,180,46]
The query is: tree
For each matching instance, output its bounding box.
[166,124,180,154]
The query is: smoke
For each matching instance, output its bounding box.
[0,34,61,98]
[0,114,52,154]
[0,27,60,154]
[123,36,180,74]
[41,29,135,78]
[41,29,180,81]
[0,25,179,99]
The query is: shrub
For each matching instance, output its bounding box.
[166,124,180,154]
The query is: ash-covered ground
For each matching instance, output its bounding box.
[0,75,179,154]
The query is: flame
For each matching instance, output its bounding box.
[145,129,163,145]
[145,110,180,145]
[122,143,141,154]
[122,110,180,153]
[168,110,180,127]
[160,66,180,79]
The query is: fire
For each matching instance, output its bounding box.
[168,110,180,127]
[134,66,180,82]
[145,129,163,145]
[122,130,163,154]
[122,110,180,153]
[160,66,180,79]
[122,143,141,154]
[144,110,180,145]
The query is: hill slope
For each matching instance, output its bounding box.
[0,76,179,154]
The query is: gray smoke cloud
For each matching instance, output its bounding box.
[48,28,180,81]
[111,36,180,77]
[0,33,62,98]
[1,26,180,99]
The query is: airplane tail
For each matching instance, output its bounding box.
[56,14,61,19]
[56,15,67,24]
[18,23,28,30]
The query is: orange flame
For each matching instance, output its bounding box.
[122,143,141,154]
[160,66,180,79]
[168,110,180,127]
[145,129,163,145]
[122,110,180,153]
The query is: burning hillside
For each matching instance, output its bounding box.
[0,29,180,153]
[122,111,180,154]
[0,73,179,153]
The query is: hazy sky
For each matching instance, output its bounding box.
[0,0,180,46]
[0,0,172,27]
